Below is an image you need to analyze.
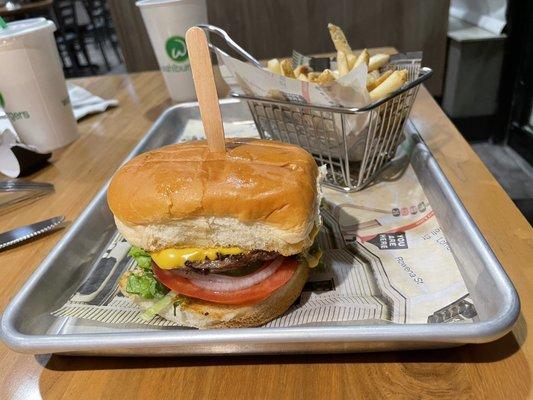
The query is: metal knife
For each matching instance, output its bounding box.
[0,216,65,251]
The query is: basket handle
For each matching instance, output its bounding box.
[196,24,263,68]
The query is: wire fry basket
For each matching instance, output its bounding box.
[199,24,433,192]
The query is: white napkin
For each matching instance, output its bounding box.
[0,128,21,178]
[68,84,119,120]
[0,106,38,178]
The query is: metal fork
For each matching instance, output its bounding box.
[0,179,54,215]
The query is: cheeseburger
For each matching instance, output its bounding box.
[107,139,322,328]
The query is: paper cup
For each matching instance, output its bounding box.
[137,0,208,102]
[0,18,79,154]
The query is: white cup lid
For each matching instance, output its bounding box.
[0,18,55,41]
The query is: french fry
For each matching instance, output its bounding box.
[267,27,398,97]
[367,70,380,80]
[346,53,357,69]
[336,51,349,77]
[352,49,370,70]
[267,58,281,74]
[315,69,336,84]
[369,69,408,101]
[328,23,352,55]
[280,59,295,78]
[366,70,380,89]
[294,65,311,78]
[368,54,390,72]
[307,72,321,83]
[366,69,393,91]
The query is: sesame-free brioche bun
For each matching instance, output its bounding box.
[107,139,321,255]
[118,260,309,328]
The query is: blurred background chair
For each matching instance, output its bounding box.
[53,0,97,77]
[52,0,122,77]
[81,0,122,71]
[0,0,124,77]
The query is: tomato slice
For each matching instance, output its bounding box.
[153,258,299,305]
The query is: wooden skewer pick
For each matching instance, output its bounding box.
[186,26,226,154]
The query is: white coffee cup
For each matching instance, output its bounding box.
[0,18,79,154]
[136,0,208,102]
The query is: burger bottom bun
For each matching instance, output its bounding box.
[118,261,309,329]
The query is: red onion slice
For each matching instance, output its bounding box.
[174,256,285,292]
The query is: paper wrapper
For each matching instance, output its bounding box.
[216,48,422,161]
[52,121,477,328]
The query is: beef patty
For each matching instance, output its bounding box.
[185,250,278,273]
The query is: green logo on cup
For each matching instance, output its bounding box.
[165,36,188,63]
[0,92,5,108]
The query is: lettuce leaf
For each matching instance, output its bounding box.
[126,271,169,299]
[128,246,152,270]
[126,246,169,299]
[140,291,181,321]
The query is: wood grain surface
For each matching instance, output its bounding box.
[0,69,532,400]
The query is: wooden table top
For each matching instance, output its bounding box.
[0,0,53,17]
[1,70,532,399]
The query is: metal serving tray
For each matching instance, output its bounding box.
[1,99,519,356]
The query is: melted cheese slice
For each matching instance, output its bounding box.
[151,225,321,270]
[309,224,320,241]
[151,247,244,269]
[302,249,323,268]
